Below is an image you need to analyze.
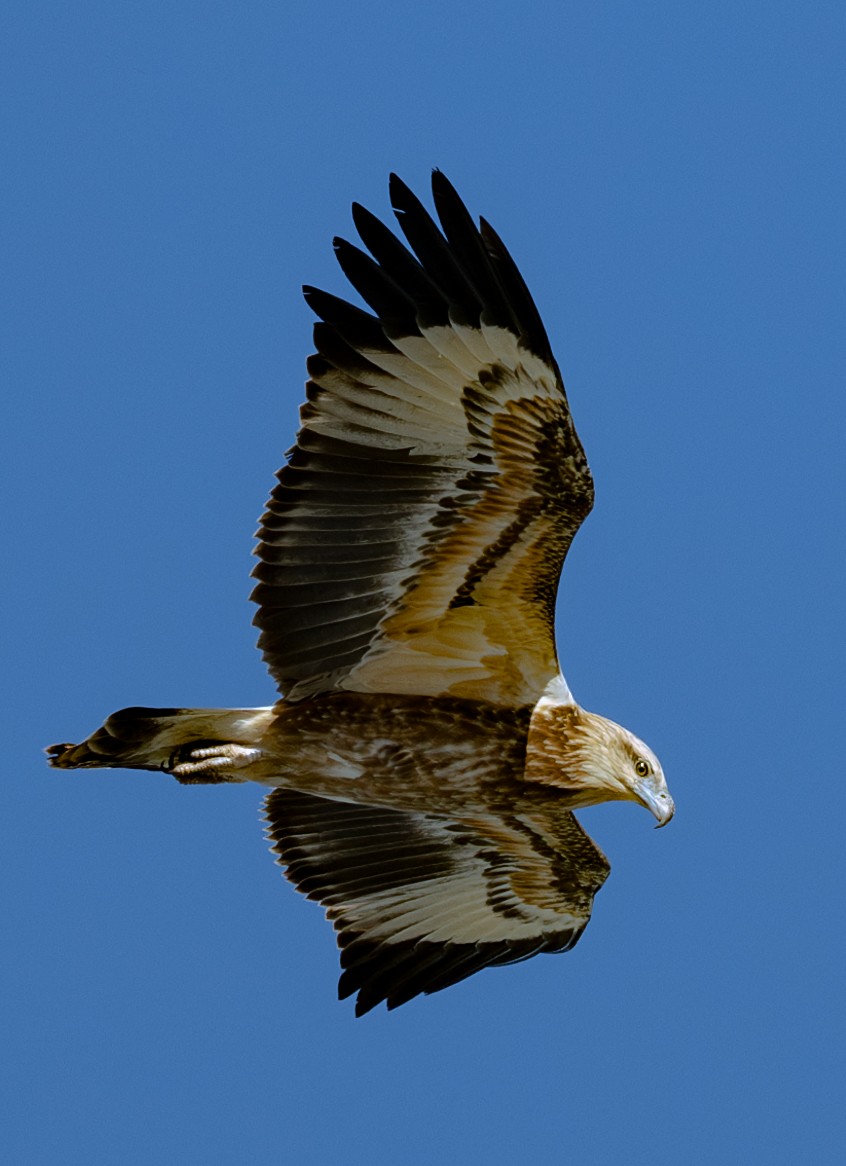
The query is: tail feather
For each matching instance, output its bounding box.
[46,705,273,772]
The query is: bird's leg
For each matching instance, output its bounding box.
[167,741,264,784]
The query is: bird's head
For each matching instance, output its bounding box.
[525,687,674,826]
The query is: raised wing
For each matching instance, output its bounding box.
[264,787,609,1016]
[253,172,593,706]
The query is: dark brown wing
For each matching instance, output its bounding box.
[264,787,610,1016]
[252,172,593,707]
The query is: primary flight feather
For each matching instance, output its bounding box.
[48,171,673,1015]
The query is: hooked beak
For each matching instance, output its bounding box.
[633,778,675,828]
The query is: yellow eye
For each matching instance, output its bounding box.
[634,759,651,778]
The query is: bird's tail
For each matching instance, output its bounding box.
[46,705,274,779]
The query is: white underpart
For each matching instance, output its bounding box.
[534,672,576,709]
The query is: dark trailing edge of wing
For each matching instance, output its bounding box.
[337,932,575,1018]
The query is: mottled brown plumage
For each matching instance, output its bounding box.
[48,172,673,1014]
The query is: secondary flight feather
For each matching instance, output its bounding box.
[48,171,673,1015]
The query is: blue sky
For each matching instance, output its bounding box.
[3,1,845,1162]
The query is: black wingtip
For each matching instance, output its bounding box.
[430,168,459,203]
[387,172,420,216]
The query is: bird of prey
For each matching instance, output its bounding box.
[48,172,673,1015]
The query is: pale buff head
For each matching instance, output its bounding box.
[525,678,674,826]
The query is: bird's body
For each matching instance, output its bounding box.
[49,172,673,1014]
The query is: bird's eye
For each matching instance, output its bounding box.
[634,759,651,778]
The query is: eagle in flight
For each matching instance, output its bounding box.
[48,172,673,1015]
